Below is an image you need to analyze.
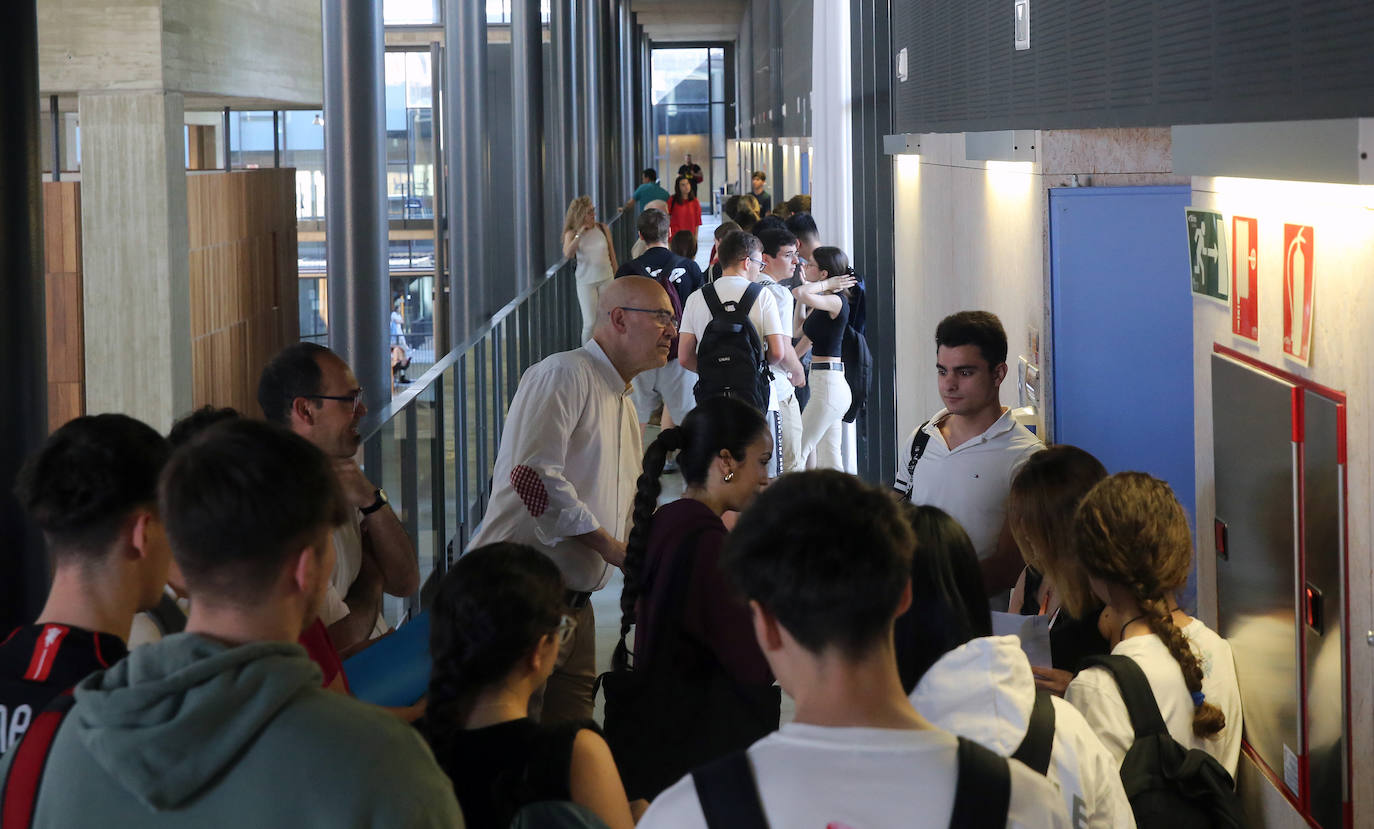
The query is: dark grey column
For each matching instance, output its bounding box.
[0,0,49,629]
[850,0,897,482]
[769,0,784,198]
[512,0,544,291]
[444,0,488,343]
[564,0,583,200]
[619,2,634,194]
[322,0,389,415]
[547,0,570,254]
[601,1,621,212]
[580,0,601,210]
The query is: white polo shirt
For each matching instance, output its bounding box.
[894,407,1042,561]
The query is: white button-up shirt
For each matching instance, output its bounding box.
[895,407,1043,561]
[467,338,641,591]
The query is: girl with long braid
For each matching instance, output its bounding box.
[420,543,635,828]
[1065,472,1243,776]
[612,396,777,794]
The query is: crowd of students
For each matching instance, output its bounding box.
[0,187,1243,828]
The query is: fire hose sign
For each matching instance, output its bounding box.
[1283,224,1315,365]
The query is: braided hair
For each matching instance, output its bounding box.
[1073,472,1225,738]
[615,397,768,671]
[422,543,565,746]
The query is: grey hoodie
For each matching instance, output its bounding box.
[0,633,462,828]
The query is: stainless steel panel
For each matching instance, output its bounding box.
[1302,392,1346,828]
[1211,354,1300,794]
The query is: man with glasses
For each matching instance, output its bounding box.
[257,343,420,654]
[616,208,705,435]
[468,276,676,724]
[679,232,791,448]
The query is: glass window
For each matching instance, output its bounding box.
[384,0,439,25]
[485,0,510,24]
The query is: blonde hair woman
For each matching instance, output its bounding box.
[562,196,618,342]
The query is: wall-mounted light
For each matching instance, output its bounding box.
[964,130,1036,162]
[883,134,921,155]
[1172,119,1374,185]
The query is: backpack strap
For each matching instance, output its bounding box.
[734,281,763,317]
[951,737,1012,829]
[1080,654,1169,738]
[693,750,769,829]
[1010,689,1057,776]
[1,691,75,829]
[702,282,726,317]
[896,421,933,501]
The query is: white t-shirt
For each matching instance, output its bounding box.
[639,723,1070,829]
[318,511,386,637]
[912,636,1136,829]
[679,275,784,352]
[757,278,796,407]
[1066,618,1242,777]
[894,408,1042,561]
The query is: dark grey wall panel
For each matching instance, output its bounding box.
[780,0,812,136]
[891,1,1374,134]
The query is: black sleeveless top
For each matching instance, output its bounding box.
[802,294,848,358]
[425,717,598,827]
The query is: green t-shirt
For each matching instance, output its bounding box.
[633,182,671,205]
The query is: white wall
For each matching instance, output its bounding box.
[892,133,1045,451]
[1189,175,1374,826]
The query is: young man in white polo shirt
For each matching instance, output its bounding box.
[678,232,794,444]
[638,472,1069,829]
[894,311,1042,597]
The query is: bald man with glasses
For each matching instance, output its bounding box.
[258,343,420,653]
[468,276,676,723]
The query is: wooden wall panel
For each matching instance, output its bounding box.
[187,169,299,417]
[42,181,84,431]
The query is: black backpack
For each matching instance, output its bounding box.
[692,736,1014,829]
[693,282,771,413]
[840,322,872,423]
[1079,655,1246,829]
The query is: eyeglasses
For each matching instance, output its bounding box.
[305,389,364,413]
[617,307,680,329]
[555,614,578,646]
[748,257,765,269]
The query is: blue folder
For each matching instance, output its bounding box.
[343,611,432,707]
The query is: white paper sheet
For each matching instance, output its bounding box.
[990,611,1053,668]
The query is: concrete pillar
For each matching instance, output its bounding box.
[1,0,50,628]
[321,0,389,415]
[79,90,192,432]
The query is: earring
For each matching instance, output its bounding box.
[723,471,735,483]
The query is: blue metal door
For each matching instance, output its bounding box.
[1050,185,1195,527]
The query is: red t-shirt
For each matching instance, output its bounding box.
[668,197,702,237]
[298,618,350,693]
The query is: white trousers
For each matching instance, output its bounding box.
[776,390,804,473]
[577,279,611,342]
[798,368,852,471]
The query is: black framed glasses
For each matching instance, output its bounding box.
[617,306,680,328]
[306,389,364,413]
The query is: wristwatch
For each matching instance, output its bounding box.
[360,488,389,516]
